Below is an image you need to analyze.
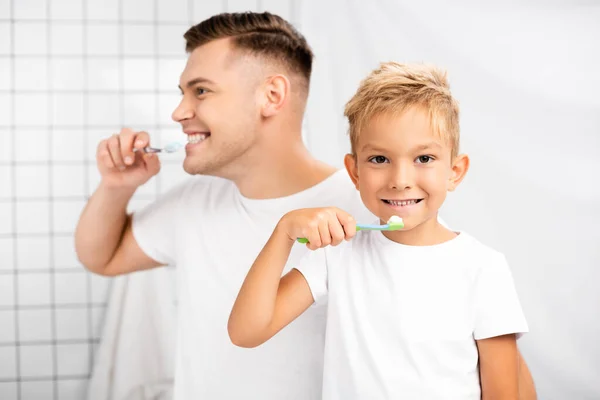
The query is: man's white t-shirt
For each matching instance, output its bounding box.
[295,228,529,399]
[132,170,375,399]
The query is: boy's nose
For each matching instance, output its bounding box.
[388,165,414,190]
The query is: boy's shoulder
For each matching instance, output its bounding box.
[455,231,510,269]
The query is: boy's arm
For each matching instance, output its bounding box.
[228,224,314,348]
[517,351,537,400]
[477,334,519,400]
[228,207,355,348]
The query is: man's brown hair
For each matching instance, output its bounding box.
[184,12,313,90]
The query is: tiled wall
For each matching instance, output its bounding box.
[0,0,297,399]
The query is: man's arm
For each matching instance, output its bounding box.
[75,183,162,276]
[477,334,519,400]
[75,129,162,276]
[517,349,537,400]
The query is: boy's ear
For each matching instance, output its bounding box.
[260,74,290,118]
[448,153,470,191]
[344,153,360,189]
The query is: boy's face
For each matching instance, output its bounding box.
[344,106,468,231]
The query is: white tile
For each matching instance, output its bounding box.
[18,309,53,341]
[89,273,110,303]
[14,93,49,127]
[17,273,51,306]
[91,306,105,339]
[0,58,10,90]
[86,24,119,56]
[57,343,89,375]
[14,22,47,55]
[0,0,11,20]
[158,58,186,90]
[158,161,187,191]
[58,379,88,400]
[54,271,86,305]
[0,166,12,199]
[262,0,292,21]
[53,236,80,268]
[123,58,155,91]
[15,129,49,162]
[15,165,50,198]
[15,201,50,234]
[56,308,88,340]
[131,175,157,197]
[0,310,15,342]
[157,0,188,22]
[52,200,85,233]
[14,57,48,90]
[0,238,14,271]
[52,164,86,197]
[123,25,154,56]
[0,347,17,378]
[122,0,153,21]
[123,94,156,126]
[52,93,85,126]
[14,0,48,19]
[51,0,83,20]
[157,93,181,127]
[0,23,10,55]
[0,203,12,235]
[0,275,14,306]
[86,0,118,20]
[19,345,53,378]
[86,58,120,90]
[86,128,113,161]
[157,25,187,57]
[51,23,83,55]
[21,381,54,399]
[16,237,51,270]
[52,129,85,162]
[0,94,10,127]
[87,94,121,126]
[226,0,257,12]
[0,382,18,400]
[51,58,84,90]
[86,166,102,196]
[192,0,223,23]
[0,129,12,162]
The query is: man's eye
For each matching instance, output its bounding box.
[369,156,388,164]
[416,155,434,164]
[196,88,207,96]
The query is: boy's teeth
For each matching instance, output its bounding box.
[187,133,208,144]
[388,199,418,206]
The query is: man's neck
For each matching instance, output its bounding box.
[231,140,338,200]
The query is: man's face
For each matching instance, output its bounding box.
[173,38,262,176]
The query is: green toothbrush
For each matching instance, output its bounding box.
[296,216,404,244]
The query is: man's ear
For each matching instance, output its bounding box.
[448,153,470,191]
[260,74,290,117]
[344,153,360,190]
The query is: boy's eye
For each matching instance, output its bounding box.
[416,155,434,164]
[369,155,389,164]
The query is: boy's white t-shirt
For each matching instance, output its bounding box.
[295,229,529,400]
[131,170,376,400]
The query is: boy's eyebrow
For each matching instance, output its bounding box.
[360,141,443,152]
[178,77,216,92]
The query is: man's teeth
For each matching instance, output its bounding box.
[387,199,419,206]
[187,133,208,144]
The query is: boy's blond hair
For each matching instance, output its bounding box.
[344,62,460,159]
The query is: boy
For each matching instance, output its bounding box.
[228,62,529,399]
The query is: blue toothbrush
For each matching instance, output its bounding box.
[296,216,404,244]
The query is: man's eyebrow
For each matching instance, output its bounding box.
[178,77,216,92]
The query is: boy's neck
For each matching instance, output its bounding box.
[382,216,457,246]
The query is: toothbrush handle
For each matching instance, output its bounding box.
[296,224,380,243]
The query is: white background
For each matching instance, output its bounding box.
[0,0,598,399]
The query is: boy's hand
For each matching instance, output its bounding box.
[96,128,161,191]
[279,207,357,250]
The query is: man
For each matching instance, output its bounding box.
[75,11,536,399]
